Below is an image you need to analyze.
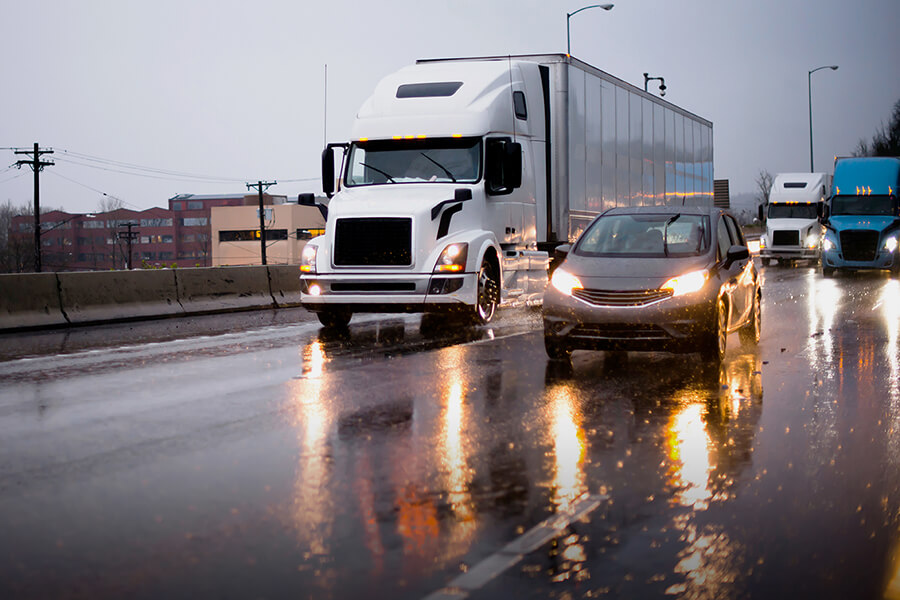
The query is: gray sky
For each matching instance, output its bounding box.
[2,0,898,215]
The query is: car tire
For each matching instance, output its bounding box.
[544,334,571,360]
[701,297,727,363]
[316,309,352,329]
[739,290,761,346]
[470,258,499,325]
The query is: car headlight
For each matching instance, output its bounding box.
[661,269,709,297]
[822,237,835,252]
[885,235,899,253]
[805,233,820,249]
[434,242,468,273]
[550,267,583,296]
[300,243,318,273]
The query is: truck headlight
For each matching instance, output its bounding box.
[434,243,468,272]
[300,243,318,274]
[822,237,835,252]
[885,236,899,253]
[661,269,709,297]
[759,237,767,249]
[805,233,820,249]
[550,267,583,296]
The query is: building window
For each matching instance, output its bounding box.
[182,217,208,227]
[187,201,203,210]
[140,218,173,227]
[83,220,106,229]
[182,234,196,243]
[159,252,174,260]
[172,202,182,211]
[297,228,326,240]
[219,229,288,242]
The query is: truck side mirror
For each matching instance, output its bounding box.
[820,204,830,222]
[757,204,764,222]
[486,139,523,196]
[322,147,335,198]
[505,142,522,189]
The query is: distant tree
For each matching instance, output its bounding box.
[852,98,900,157]
[755,169,774,206]
[97,195,125,213]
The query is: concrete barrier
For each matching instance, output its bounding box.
[58,270,183,324]
[267,265,303,307]
[176,266,275,314]
[0,273,68,330]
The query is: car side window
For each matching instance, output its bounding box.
[717,217,732,262]
[725,215,745,246]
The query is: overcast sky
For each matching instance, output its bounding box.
[2,0,898,215]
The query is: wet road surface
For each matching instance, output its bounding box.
[0,264,899,599]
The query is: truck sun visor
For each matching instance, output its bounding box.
[396,82,463,98]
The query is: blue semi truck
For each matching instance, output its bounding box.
[820,156,900,277]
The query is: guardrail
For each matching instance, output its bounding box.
[0,265,302,333]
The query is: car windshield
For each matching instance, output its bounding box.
[768,203,818,219]
[830,195,896,216]
[345,138,481,186]
[575,213,710,257]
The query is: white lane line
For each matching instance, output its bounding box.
[421,493,608,600]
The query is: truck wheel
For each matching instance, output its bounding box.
[700,297,727,363]
[822,265,834,278]
[739,290,761,346]
[471,258,499,325]
[316,309,352,329]
[761,258,772,267]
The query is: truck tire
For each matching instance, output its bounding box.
[739,290,761,346]
[761,258,772,267]
[471,258,499,325]
[822,265,834,278]
[316,309,352,329]
[700,297,727,363]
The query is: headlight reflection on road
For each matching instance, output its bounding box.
[288,341,334,571]
[666,402,712,511]
[547,384,587,513]
[807,271,841,369]
[882,280,900,406]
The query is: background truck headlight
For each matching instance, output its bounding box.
[805,233,820,249]
[823,237,835,252]
[885,236,899,253]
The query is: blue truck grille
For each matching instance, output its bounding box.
[840,229,878,262]
[334,218,412,266]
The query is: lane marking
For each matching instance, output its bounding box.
[421,493,608,600]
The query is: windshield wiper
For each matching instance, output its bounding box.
[419,152,456,182]
[663,214,680,256]
[359,162,396,183]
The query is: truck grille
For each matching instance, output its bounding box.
[334,218,412,266]
[572,288,673,306]
[772,230,800,246]
[840,229,878,262]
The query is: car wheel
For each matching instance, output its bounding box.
[316,309,352,329]
[739,290,761,346]
[471,258,499,325]
[701,297,727,363]
[544,333,571,360]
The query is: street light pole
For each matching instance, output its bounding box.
[808,64,838,172]
[567,3,614,57]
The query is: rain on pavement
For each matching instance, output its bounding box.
[0,264,899,600]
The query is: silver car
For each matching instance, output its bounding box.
[542,206,761,361]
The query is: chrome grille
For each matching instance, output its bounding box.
[840,229,878,262]
[572,288,673,307]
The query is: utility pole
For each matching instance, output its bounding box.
[246,180,276,265]
[14,143,54,272]
[117,222,140,270]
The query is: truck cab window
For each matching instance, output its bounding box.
[513,91,527,120]
[345,138,481,187]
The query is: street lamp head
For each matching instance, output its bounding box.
[829,65,838,70]
[600,3,614,9]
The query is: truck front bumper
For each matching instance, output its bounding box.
[299,271,477,312]
[759,246,819,261]
[822,249,897,270]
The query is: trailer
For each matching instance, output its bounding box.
[300,54,714,327]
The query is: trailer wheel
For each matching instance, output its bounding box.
[316,309,352,329]
[471,258,499,325]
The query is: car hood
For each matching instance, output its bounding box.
[560,253,712,290]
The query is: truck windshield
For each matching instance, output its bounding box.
[575,214,710,257]
[345,138,481,186]
[768,203,818,219]
[830,195,896,216]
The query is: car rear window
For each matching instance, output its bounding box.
[575,214,710,257]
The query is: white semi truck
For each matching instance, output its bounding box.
[758,172,830,267]
[300,54,714,327]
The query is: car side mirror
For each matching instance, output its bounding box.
[726,244,749,266]
[554,244,571,260]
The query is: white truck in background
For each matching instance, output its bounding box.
[758,172,830,267]
[299,54,714,328]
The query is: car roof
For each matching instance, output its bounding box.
[602,205,724,218]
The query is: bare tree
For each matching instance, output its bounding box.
[853,98,900,157]
[755,169,774,206]
[97,195,125,213]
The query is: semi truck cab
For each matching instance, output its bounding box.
[758,172,829,267]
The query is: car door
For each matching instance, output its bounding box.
[724,214,753,328]
[715,214,746,332]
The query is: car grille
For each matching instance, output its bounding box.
[840,229,878,262]
[570,323,670,341]
[572,288,673,307]
[334,218,412,266]
[772,230,800,246]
